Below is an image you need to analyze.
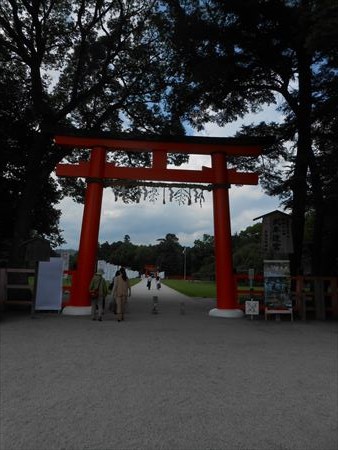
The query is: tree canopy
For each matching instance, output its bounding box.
[0,0,187,263]
[157,0,338,275]
[1,0,337,275]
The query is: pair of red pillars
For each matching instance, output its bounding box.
[55,133,263,316]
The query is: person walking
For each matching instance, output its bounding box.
[112,267,131,322]
[89,269,108,321]
[108,270,120,314]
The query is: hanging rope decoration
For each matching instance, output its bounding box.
[103,179,211,206]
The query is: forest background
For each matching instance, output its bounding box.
[66,225,262,279]
[1,0,337,276]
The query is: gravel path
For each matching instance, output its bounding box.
[1,281,337,450]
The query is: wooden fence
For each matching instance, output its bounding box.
[235,274,338,319]
[0,268,35,309]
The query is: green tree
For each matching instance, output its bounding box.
[0,1,187,263]
[97,241,113,262]
[133,245,158,273]
[232,224,263,273]
[190,234,215,279]
[156,233,184,276]
[107,239,137,269]
[158,0,338,275]
[0,59,65,254]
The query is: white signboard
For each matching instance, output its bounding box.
[35,257,63,311]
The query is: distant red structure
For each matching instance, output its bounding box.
[144,265,158,277]
[55,129,272,317]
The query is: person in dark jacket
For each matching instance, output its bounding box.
[89,269,108,321]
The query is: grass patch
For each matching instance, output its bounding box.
[162,279,216,298]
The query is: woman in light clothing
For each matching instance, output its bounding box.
[112,267,131,322]
[108,269,120,314]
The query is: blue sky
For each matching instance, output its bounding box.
[56,105,284,250]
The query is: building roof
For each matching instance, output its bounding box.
[253,210,291,221]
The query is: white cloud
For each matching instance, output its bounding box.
[179,154,211,169]
[201,104,284,137]
[102,208,123,219]
[57,184,280,249]
[230,184,264,201]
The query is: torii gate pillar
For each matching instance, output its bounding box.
[63,147,106,315]
[209,153,243,318]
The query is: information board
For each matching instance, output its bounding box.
[264,260,292,309]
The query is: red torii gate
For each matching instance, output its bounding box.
[55,130,271,318]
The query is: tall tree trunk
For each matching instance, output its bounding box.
[308,150,324,275]
[9,133,53,265]
[291,49,312,275]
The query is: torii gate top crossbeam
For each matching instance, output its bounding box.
[52,129,274,156]
[54,129,274,186]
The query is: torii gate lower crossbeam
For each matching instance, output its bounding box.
[54,131,270,318]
